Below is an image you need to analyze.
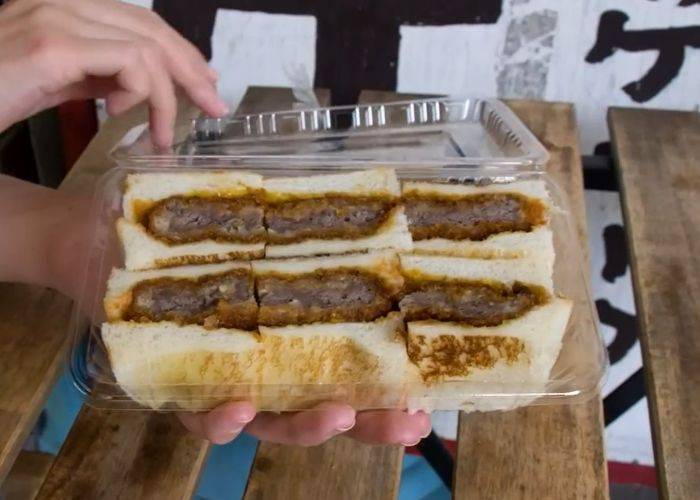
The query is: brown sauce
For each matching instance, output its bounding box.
[124,269,257,330]
[142,195,266,244]
[399,278,547,327]
[265,195,395,244]
[403,192,546,241]
[257,269,395,326]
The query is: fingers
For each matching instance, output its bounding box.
[345,410,432,446]
[59,0,227,116]
[178,401,256,445]
[245,402,356,447]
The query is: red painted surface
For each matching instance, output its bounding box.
[57,100,98,172]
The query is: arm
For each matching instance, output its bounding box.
[0,174,90,300]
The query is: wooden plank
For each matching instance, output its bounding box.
[243,90,405,500]
[0,286,71,484]
[453,101,608,499]
[36,406,208,499]
[245,439,402,500]
[234,87,330,115]
[609,107,700,499]
[0,451,54,500]
[36,88,328,499]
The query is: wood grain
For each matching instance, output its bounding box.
[243,89,406,500]
[36,406,208,500]
[245,438,403,500]
[454,101,608,500]
[0,451,54,500]
[609,107,700,499]
[0,285,72,484]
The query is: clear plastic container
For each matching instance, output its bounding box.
[70,98,607,411]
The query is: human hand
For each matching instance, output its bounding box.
[179,402,432,447]
[0,0,228,148]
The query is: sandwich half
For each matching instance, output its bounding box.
[263,168,413,257]
[399,254,572,410]
[118,171,265,270]
[402,180,553,266]
[104,261,258,331]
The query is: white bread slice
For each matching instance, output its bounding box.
[399,254,554,293]
[253,250,403,294]
[104,261,251,322]
[412,225,553,263]
[258,313,415,386]
[263,167,400,201]
[123,171,262,222]
[402,179,550,206]
[264,205,413,258]
[117,218,264,271]
[406,298,573,411]
[101,321,263,410]
[101,314,420,410]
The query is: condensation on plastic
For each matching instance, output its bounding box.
[69,98,607,412]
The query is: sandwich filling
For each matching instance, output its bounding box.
[123,269,257,330]
[403,193,546,241]
[407,333,525,382]
[399,279,546,327]
[257,269,394,326]
[143,195,265,244]
[265,196,394,244]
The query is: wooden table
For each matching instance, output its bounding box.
[3,86,695,499]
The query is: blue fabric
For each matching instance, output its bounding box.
[399,454,450,500]
[38,371,449,500]
[37,367,84,454]
[194,433,258,500]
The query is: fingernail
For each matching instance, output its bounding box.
[420,427,432,439]
[236,410,256,425]
[336,421,356,432]
[225,424,246,436]
[401,437,422,447]
[217,99,230,115]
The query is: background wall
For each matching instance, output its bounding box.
[130,0,700,154]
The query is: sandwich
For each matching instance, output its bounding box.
[118,171,265,270]
[100,253,418,410]
[263,167,413,258]
[101,261,262,409]
[398,254,572,409]
[402,180,553,265]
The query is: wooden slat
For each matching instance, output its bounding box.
[36,88,329,499]
[454,101,608,499]
[245,438,402,500]
[243,89,405,500]
[609,107,700,499]
[37,406,208,499]
[0,451,54,500]
[0,286,71,484]
[234,87,330,115]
